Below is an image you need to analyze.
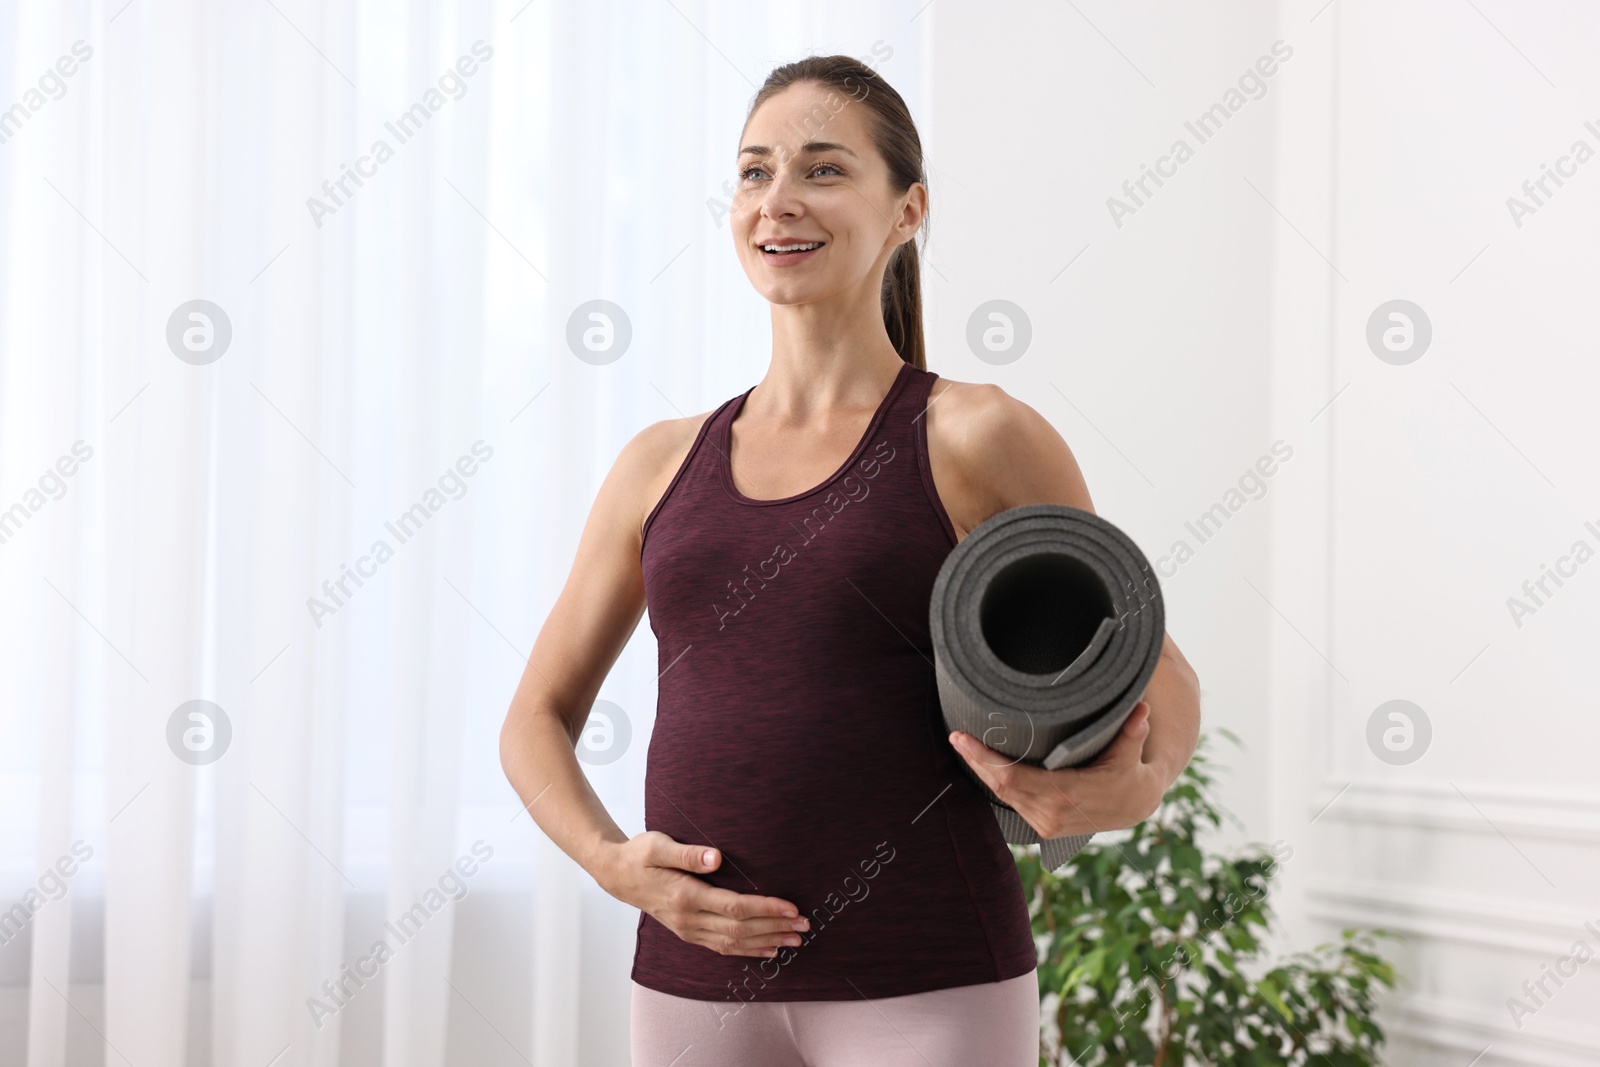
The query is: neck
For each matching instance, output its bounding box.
[757,289,904,418]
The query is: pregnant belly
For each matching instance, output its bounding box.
[642,701,955,900]
[634,690,1038,1000]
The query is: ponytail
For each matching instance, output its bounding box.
[882,240,925,370]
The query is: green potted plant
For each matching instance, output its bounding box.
[1018,730,1400,1065]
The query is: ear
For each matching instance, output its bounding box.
[897,181,928,240]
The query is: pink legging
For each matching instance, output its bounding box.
[629,970,1039,1066]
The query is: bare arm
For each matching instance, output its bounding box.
[495,434,645,873]
[928,380,1202,836]
[498,418,808,957]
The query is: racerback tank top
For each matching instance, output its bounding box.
[634,360,1037,1002]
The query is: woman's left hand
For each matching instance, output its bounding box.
[948,700,1165,840]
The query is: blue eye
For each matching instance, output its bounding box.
[739,162,844,182]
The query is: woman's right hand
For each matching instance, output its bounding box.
[597,831,809,958]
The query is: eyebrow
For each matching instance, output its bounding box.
[738,141,859,159]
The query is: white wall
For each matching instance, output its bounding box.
[1270,2,1600,1063]
[931,2,1600,1064]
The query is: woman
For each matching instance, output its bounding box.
[500,55,1202,1067]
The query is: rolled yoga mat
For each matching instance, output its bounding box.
[929,503,1165,873]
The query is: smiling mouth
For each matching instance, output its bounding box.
[759,241,825,255]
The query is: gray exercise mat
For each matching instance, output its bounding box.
[929,503,1165,873]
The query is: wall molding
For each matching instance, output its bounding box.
[1261,5,1600,1064]
[1380,991,1600,1067]
[1307,879,1600,957]
[1308,778,1600,843]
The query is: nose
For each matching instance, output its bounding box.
[760,167,805,221]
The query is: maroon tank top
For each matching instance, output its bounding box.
[633,361,1036,1002]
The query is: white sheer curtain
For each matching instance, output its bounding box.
[0,1,930,1064]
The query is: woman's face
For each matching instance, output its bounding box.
[732,81,923,308]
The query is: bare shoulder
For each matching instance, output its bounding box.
[615,408,720,545]
[925,375,1095,538]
